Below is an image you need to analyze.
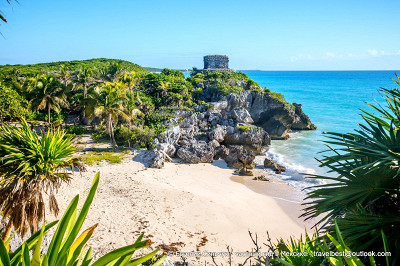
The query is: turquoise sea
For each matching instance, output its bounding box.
[242,70,400,189]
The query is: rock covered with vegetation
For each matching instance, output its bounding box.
[144,71,316,171]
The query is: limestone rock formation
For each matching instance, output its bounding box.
[145,89,315,175]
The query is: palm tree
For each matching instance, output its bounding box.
[0,119,83,241]
[55,64,71,86]
[125,91,144,127]
[303,76,400,262]
[119,71,142,92]
[76,66,94,99]
[86,82,129,146]
[99,63,122,82]
[27,74,69,125]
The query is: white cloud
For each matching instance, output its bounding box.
[325,52,336,58]
[367,49,380,56]
[290,54,313,62]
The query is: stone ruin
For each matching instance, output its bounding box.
[203,55,234,72]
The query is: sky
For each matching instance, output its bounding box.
[0,0,399,70]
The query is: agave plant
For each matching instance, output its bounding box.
[0,172,166,266]
[0,119,83,241]
[302,76,400,264]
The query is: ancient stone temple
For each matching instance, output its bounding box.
[203,55,233,71]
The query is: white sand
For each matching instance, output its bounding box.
[49,154,313,264]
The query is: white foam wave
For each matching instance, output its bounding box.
[256,147,324,191]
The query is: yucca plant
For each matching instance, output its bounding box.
[302,76,400,264]
[0,172,166,265]
[0,119,83,241]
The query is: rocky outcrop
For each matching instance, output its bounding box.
[208,91,316,139]
[143,149,171,169]
[291,103,317,130]
[225,145,255,170]
[176,140,219,164]
[223,124,270,152]
[144,90,315,175]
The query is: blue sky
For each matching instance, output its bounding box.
[1,0,399,70]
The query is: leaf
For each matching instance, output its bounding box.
[0,238,11,266]
[31,225,45,266]
[91,239,151,266]
[67,224,98,265]
[56,172,100,262]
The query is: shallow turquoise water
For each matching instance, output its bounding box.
[243,70,399,188]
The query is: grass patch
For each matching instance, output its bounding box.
[82,151,126,164]
[236,124,251,132]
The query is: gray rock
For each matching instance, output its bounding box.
[224,125,270,152]
[157,143,176,157]
[176,141,216,163]
[264,158,286,174]
[161,126,181,145]
[143,149,171,168]
[230,107,253,123]
[208,125,227,142]
[215,91,316,139]
[224,145,255,170]
[214,145,229,160]
[291,103,317,130]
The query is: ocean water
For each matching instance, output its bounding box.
[243,70,400,190]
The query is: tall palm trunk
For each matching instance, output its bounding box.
[82,84,88,125]
[48,104,51,125]
[108,114,117,147]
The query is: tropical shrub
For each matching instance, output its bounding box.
[270,222,391,266]
[115,125,157,149]
[207,80,244,96]
[303,77,400,264]
[64,125,88,135]
[0,85,29,123]
[0,173,166,266]
[0,119,83,241]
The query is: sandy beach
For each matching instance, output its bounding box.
[48,151,315,265]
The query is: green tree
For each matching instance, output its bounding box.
[26,74,69,124]
[86,82,129,146]
[99,62,122,82]
[0,119,83,241]
[303,76,400,263]
[0,84,28,124]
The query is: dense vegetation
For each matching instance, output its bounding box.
[0,59,271,148]
[0,58,148,77]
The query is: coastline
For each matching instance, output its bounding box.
[49,155,314,264]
